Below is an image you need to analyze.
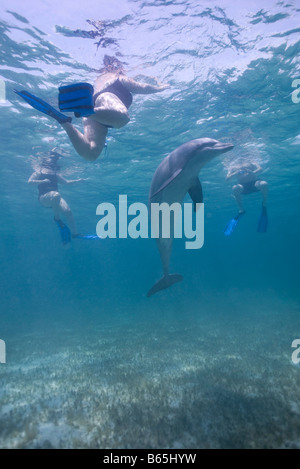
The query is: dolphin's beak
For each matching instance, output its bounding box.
[213,142,234,153]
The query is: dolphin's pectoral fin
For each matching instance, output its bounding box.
[147,274,183,297]
[188,178,203,211]
[150,168,182,198]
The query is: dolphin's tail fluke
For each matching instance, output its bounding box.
[147,274,183,297]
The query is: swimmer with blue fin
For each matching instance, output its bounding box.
[224,161,269,235]
[15,55,169,162]
[28,149,98,245]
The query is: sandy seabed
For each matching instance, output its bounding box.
[1,301,300,449]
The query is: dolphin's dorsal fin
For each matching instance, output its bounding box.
[188,178,203,211]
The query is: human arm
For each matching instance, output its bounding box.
[226,168,239,180]
[251,163,263,175]
[119,76,170,94]
[56,175,88,185]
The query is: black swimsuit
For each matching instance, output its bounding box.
[93,79,133,109]
[38,172,58,200]
[241,180,261,195]
[237,170,261,195]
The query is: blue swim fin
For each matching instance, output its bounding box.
[224,211,245,236]
[257,205,268,233]
[73,234,99,240]
[14,89,72,124]
[54,218,72,245]
[58,83,95,117]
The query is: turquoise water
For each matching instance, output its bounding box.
[0,0,300,449]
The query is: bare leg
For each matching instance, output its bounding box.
[232,184,245,213]
[92,92,130,128]
[40,191,77,236]
[61,120,107,162]
[255,180,268,207]
[61,92,129,162]
[58,197,77,235]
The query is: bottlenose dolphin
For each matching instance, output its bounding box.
[147,138,234,297]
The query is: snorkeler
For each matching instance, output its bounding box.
[224,161,269,235]
[28,149,87,245]
[14,55,170,162]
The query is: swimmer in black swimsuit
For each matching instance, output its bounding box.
[61,55,169,162]
[226,162,268,213]
[28,149,86,239]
